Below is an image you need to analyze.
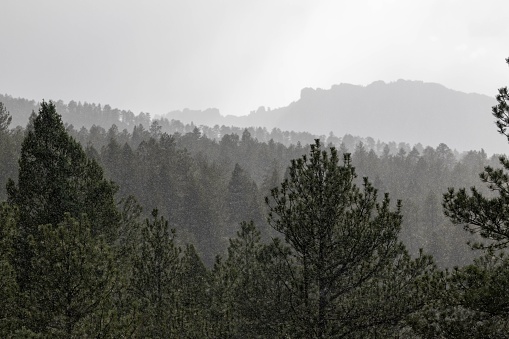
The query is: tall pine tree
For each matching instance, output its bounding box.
[266,140,434,337]
[425,57,509,337]
[7,101,119,239]
[5,101,121,334]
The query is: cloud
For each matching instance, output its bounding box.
[469,47,487,60]
[1,0,509,117]
[468,20,509,39]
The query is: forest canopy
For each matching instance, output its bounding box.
[1,58,509,337]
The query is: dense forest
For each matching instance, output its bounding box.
[0,93,498,268]
[1,59,509,337]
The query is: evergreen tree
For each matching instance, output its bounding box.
[261,162,282,197]
[26,215,117,336]
[7,101,120,288]
[176,244,210,336]
[0,203,19,336]
[266,139,434,337]
[0,102,12,134]
[0,102,18,202]
[430,57,509,336]
[130,209,181,337]
[209,222,267,337]
[443,58,509,249]
[217,221,294,337]
[225,163,264,238]
[208,253,241,338]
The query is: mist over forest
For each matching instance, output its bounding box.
[2,56,509,336]
[162,80,502,155]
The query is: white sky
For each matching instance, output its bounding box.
[1,0,508,117]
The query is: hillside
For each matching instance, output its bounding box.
[2,79,505,155]
[2,84,509,336]
[162,80,503,154]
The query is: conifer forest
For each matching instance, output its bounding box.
[1,58,509,337]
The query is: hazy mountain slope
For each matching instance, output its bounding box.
[3,79,504,154]
[163,80,503,154]
[0,93,416,155]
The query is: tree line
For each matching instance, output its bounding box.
[0,98,498,267]
[1,58,509,337]
[0,102,433,336]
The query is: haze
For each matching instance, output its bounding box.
[1,0,508,121]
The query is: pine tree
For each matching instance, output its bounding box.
[0,203,20,336]
[27,215,117,336]
[216,221,294,337]
[428,57,509,336]
[225,163,264,239]
[7,101,120,289]
[209,222,265,337]
[130,209,181,337]
[176,244,210,336]
[266,139,434,337]
[0,102,12,134]
[0,102,18,202]
[443,58,509,251]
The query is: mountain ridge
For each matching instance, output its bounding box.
[2,79,506,154]
[161,80,504,154]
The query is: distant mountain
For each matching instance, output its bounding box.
[162,80,505,155]
[2,80,506,154]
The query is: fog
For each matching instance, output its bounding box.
[1,0,508,122]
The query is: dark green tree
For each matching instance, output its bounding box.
[0,203,19,336]
[0,102,19,202]
[27,215,117,337]
[225,163,264,239]
[261,161,282,198]
[228,221,295,337]
[266,140,434,337]
[208,256,234,338]
[7,101,120,288]
[209,222,267,337]
[208,221,295,338]
[130,209,181,337]
[443,58,509,249]
[433,57,509,336]
[175,244,210,336]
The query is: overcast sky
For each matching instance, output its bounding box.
[1,0,508,118]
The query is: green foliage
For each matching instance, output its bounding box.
[208,256,235,338]
[4,75,509,336]
[0,102,21,202]
[266,139,435,337]
[25,214,117,337]
[435,57,509,336]
[443,58,509,251]
[176,244,211,336]
[7,101,120,289]
[452,253,509,319]
[492,57,509,141]
[46,108,486,267]
[0,203,20,336]
[130,209,181,337]
[225,164,265,238]
[413,253,509,338]
[7,100,119,236]
[444,152,509,251]
[0,102,12,134]
[209,221,292,338]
